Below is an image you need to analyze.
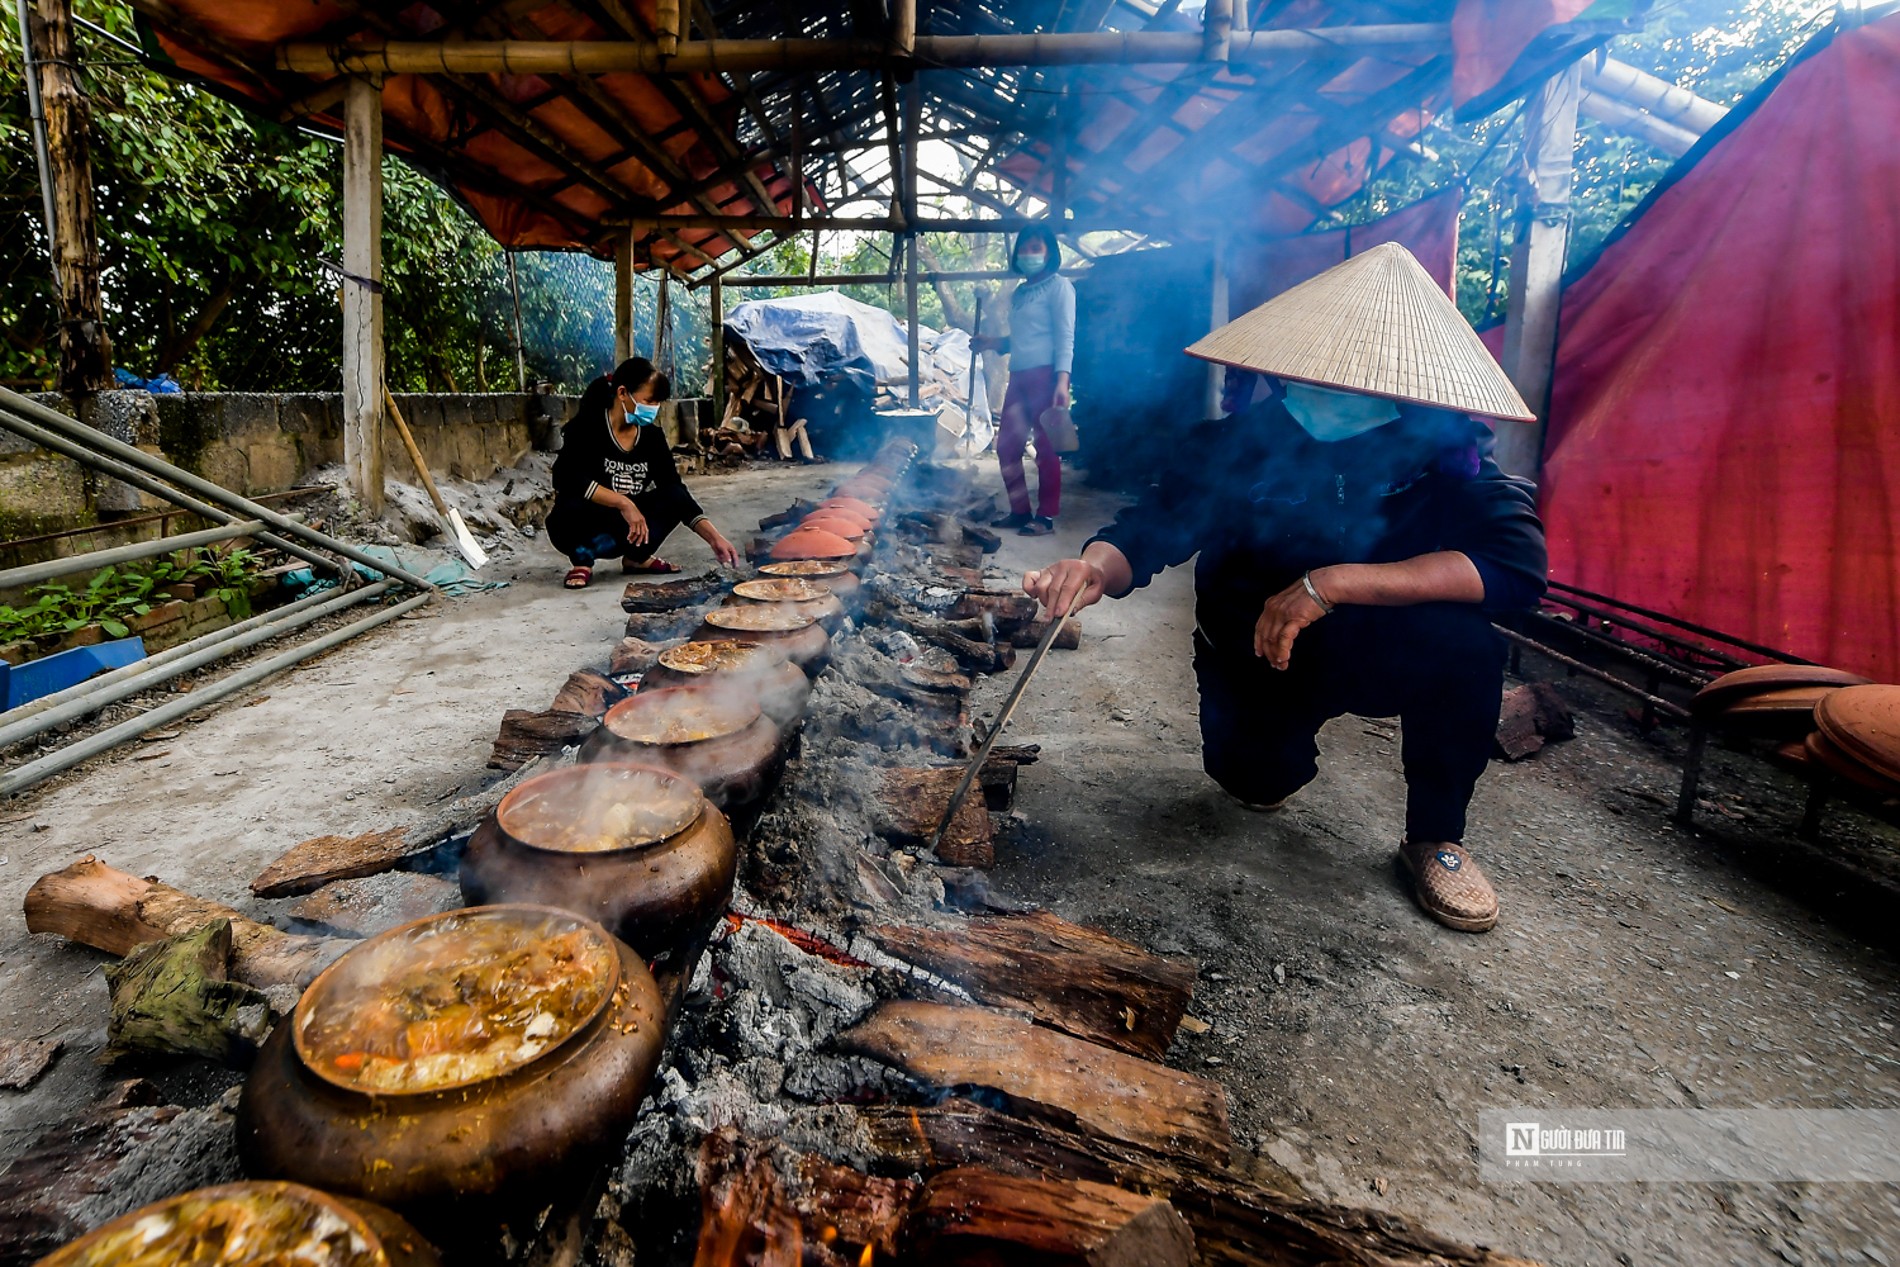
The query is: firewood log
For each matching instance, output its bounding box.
[1010,617,1081,650]
[868,602,1014,676]
[103,919,272,1065]
[621,573,729,613]
[550,668,629,718]
[867,911,1197,1060]
[875,767,993,868]
[909,1166,1193,1267]
[854,1100,1544,1267]
[609,637,670,677]
[837,1000,1232,1166]
[25,857,347,989]
[488,708,595,771]
[951,590,1039,635]
[959,519,1004,553]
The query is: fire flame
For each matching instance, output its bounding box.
[858,1246,874,1267]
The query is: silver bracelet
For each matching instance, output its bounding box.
[1301,571,1335,616]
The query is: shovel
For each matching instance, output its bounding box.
[382,384,489,570]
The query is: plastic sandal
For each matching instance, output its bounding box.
[1018,517,1055,536]
[623,556,682,575]
[563,566,593,589]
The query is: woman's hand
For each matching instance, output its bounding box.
[707,530,740,567]
[1023,558,1106,619]
[1253,576,1331,669]
[619,502,649,547]
[1053,373,1072,410]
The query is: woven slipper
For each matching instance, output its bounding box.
[623,556,681,575]
[563,566,593,590]
[1018,517,1055,536]
[1398,840,1498,933]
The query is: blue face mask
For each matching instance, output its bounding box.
[1282,381,1399,443]
[629,402,660,426]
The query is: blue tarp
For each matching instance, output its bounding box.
[722,292,923,393]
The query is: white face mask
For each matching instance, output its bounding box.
[1281,381,1400,443]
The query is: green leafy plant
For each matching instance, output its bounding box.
[0,548,264,645]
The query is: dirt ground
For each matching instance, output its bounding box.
[3,457,1897,1266]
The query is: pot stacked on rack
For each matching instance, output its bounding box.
[1691,666,1900,795]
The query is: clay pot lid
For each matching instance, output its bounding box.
[769,528,857,560]
[602,684,761,745]
[703,604,820,633]
[797,515,867,539]
[1805,730,1900,795]
[1721,685,1843,716]
[656,639,784,676]
[293,906,620,1097]
[1814,684,1900,779]
[1693,664,1872,717]
[498,763,704,853]
[734,578,833,603]
[760,560,849,579]
[819,496,880,521]
[34,1181,398,1267]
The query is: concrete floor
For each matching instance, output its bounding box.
[3,457,1897,1267]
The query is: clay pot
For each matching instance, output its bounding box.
[1805,730,1900,794]
[238,907,664,1221]
[1692,664,1871,719]
[819,496,881,524]
[770,527,858,561]
[694,604,833,676]
[643,639,812,730]
[758,559,861,606]
[726,578,846,633]
[800,512,870,538]
[33,1182,441,1267]
[578,686,784,808]
[461,764,737,954]
[1815,684,1900,782]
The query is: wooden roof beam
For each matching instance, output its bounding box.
[277,25,1457,76]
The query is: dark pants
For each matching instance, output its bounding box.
[1193,602,1505,842]
[545,495,684,569]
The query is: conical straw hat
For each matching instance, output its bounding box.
[1185,241,1535,422]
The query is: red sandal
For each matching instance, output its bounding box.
[623,556,681,575]
[563,566,593,589]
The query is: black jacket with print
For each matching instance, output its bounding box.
[550,377,704,524]
[1086,399,1547,657]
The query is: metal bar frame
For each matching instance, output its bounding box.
[0,519,268,591]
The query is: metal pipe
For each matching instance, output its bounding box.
[13,0,59,291]
[0,519,267,591]
[0,589,431,797]
[276,25,1454,76]
[723,266,1087,287]
[1523,610,1712,688]
[1494,625,1689,719]
[0,405,347,579]
[0,388,437,590]
[0,580,398,749]
[1538,590,1749,671]
[1544,579,1813,664]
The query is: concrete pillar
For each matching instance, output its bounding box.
[613,229,635,364]
[1495,60,1582,478]
[342,75,385,511]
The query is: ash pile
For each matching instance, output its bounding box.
[8,445,1537,1267]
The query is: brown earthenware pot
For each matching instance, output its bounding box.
[31,1181,442,1267]
[460,764,738,954]
[238,908,664,1222]
[643,639,813,730]
[694,605,833,676]
[726,578,846,633]
[758,559,862,605]
[578,685,785,806]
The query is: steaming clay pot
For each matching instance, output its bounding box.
[460,764,738,955]
[32,1182,442,1267]
[693,605,833,676]
[758,559,862,607]
[724,578,846,633]
[577,685,785,807]
[642,639,811,731]
[238,907,663,1226]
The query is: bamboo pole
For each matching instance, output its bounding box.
[709,275,724,420]
[904,76,921,409]
[1583,57,1727,135]
[276,25,1453,76]
[613,229,636,363]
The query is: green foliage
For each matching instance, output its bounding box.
[1314,0,1830,327]
[0,546,261,643]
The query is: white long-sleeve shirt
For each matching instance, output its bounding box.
[1007,272,1076,376]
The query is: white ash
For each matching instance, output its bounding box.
[68,1096,243,1233]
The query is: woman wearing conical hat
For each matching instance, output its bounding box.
[1023,243,1546,934]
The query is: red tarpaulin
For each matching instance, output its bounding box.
[1536,15,1900,678]
[1228,187,1461,315]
